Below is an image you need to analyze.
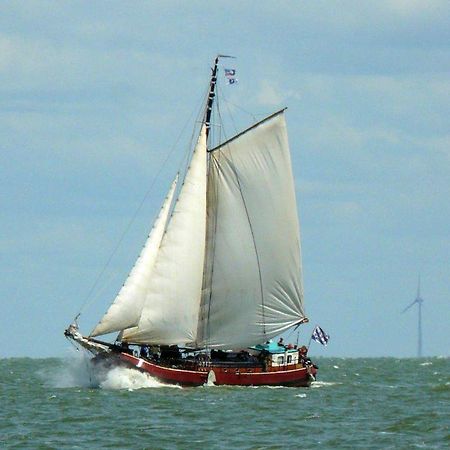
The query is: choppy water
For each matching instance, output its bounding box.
[0,354,448,449]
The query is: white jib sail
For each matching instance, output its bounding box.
[123,125,207,345]
[90,175,179,337]
[198,111,305,349]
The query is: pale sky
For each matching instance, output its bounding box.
[1,1,449,358]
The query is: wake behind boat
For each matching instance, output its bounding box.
[65,55,318,387]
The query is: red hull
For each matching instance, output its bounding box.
[119,353,316,387]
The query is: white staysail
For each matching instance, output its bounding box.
[197,111,305,349]
[123,125,207,345]
[90,175,178,337]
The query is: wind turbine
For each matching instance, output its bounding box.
[402,276,424,357]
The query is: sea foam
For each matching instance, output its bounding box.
[48,349,177,390]
[99,365,180,390]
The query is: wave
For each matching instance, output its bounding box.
[99,366,180,390]
[311,380,341,388]
[44,350,178,390]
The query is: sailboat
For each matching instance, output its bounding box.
[64,56,318,387]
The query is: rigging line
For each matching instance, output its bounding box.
[215,88,233,153]
[216,84,234,147]
[285,325,298,342]
[218,84,239,138]
[76,98,204,319]
[65,336,80,352]
[84,267,122,314]
[179,83,211,179]
[220,96,258,122]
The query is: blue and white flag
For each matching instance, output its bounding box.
[311,326,330,346]
[224,68,238,85]
[224,68,236,77]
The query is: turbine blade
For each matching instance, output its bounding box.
[402,299,417,313]
[402,299,417,314]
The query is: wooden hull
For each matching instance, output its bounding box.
[118,353,316,387]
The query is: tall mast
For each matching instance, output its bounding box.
[199,54,235,349]
[204,54,235,145]
[199,55,220,350]
[204,56,219,144]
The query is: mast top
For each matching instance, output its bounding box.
[204,55,236,143]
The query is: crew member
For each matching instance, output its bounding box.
[299,346,311,366]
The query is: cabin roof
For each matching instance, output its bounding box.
[250,341,298,354]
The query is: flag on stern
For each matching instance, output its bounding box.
[311,326,330,346]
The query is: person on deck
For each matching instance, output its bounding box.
[140,345,148,359]
[299,346,312,366]
[121,342,132,355]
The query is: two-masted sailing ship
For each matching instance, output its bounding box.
[65,56,318,387]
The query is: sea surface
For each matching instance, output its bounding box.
[0,355,448,449]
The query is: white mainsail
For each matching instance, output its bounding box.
[122,125,207,345]
[90,175,179,337]
[197,111,305,349]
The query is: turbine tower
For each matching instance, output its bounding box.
[402,276,424,357]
